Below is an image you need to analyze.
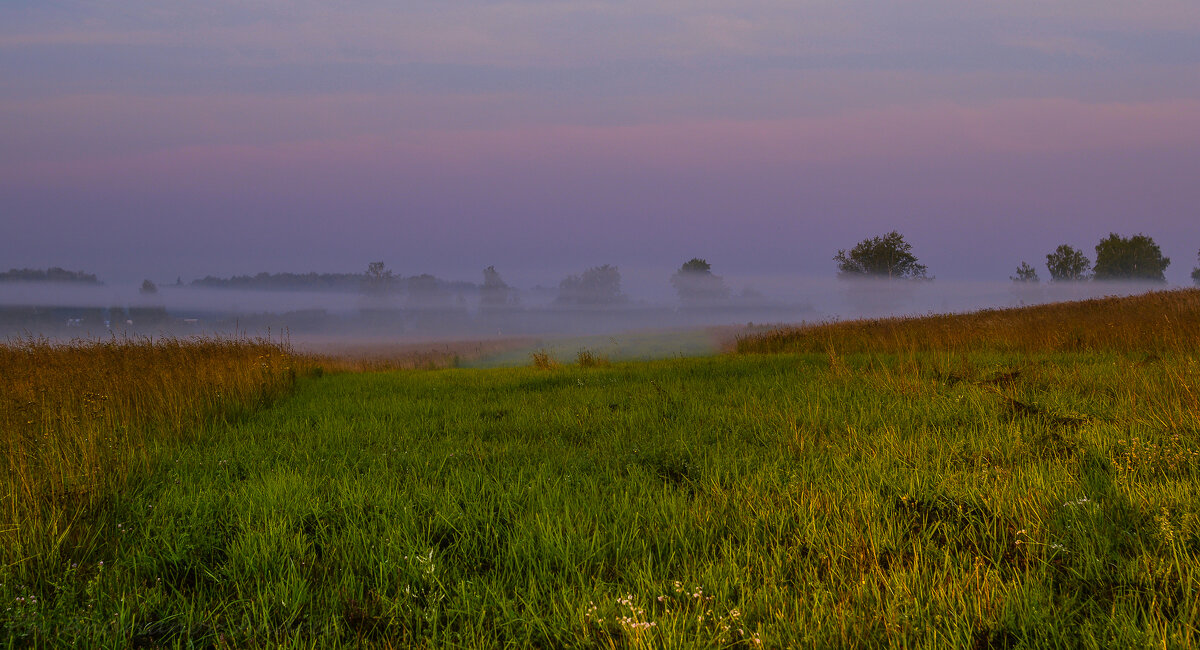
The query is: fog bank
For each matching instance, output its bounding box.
[1,277,1180,351]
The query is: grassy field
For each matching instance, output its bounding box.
[2,291,1199,647]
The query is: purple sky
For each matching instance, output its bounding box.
[3,1,1199,288]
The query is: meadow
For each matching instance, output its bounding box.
[1,290,1198,648]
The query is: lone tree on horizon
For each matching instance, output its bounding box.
[1092,233,1170,282]
[1045,244,1091,282]
[1192,249,1200,286]
[671,258,730,305]
[834,231,927,279]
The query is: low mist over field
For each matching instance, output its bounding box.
[0,271,1180,346]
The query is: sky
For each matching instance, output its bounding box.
[3,1,1199,290]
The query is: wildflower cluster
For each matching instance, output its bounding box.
[2,587,43,640]
[585,582,761,646]
[1110,434,1199,478]
[1151,506,1197,547]
[614,594,655,631]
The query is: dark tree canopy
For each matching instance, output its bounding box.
[139,279,158,294]
[1045,244,1091,282]
[833,231,928,279]
[556,265,626,306]
[1092,233,1170,282]
[1011,261,1039,283]
[1192,249,1200,286]
[671,258,730,304]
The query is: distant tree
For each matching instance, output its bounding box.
[362,261,396,294]
[139,279,158,295]
[1010,261,1039,283]
[1045,244,1091,282]
[1092,233,1170,282]
[834,231,928,279]
[480,266,516,309]
[556,265,627,306]
[671,258,731,304]
[1192,249,1200,286]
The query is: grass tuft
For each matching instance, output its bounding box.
[576,348,610,368]
[530,349,560,369]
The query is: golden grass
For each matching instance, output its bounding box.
[737,289,1200,355]
[0,335,302,570]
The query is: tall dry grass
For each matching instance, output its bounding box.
[738,289,1200,355]
[0,335,301,573]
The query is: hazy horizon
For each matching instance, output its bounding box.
[1,275,1182,342]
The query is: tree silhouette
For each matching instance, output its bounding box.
[1092,233,1170,282]
[671,258,730,304]
[834,231,928,279]
[1011,262,1039,283]
[1045,245,1091,282]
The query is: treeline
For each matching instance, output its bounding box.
[833,231,1200,286]
[0,267,101,284]
[5,231,1199,298]
[191,268,476,295]
[1013,234,1175,283]
[191,271,366,292]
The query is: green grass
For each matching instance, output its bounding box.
[467,327,730,368]
[4,346,1198,647]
